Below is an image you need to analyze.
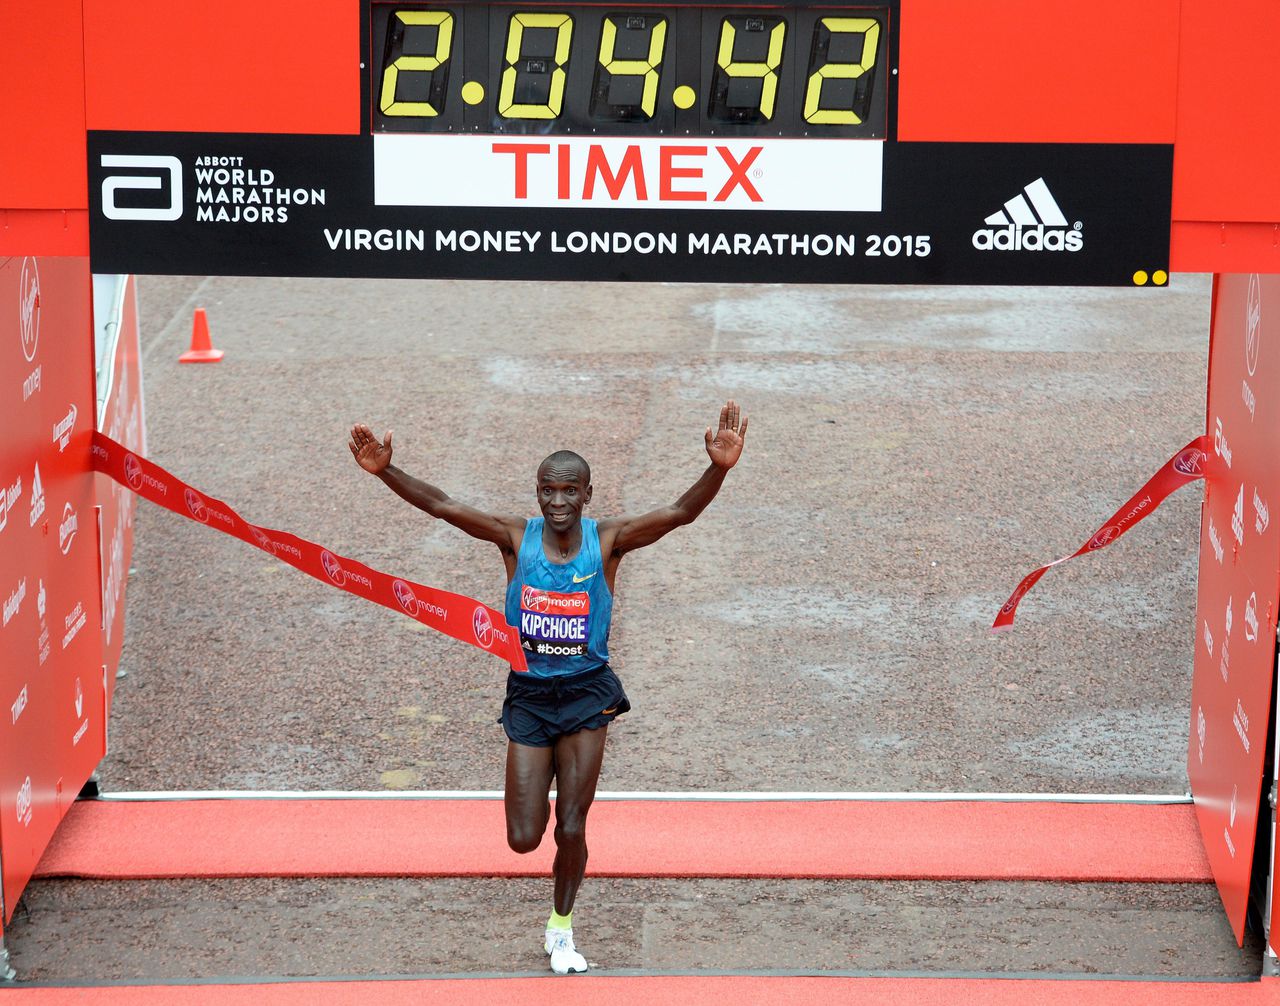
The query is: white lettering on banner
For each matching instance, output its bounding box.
[1244,592,1259,642]
[22,364,40,401]
[11,685,27,725]
[58,502,78,554]
[1208,517,1225,564]
[52,404,76,451]
[1232,484,1246,546]
[4,578,27,627]
[1203,620,1214,657]
[1234,699,1251,753]
[73,719,89,746]
[0,475,20,533]
[1245,273,1262,377]
[19,257,40,362]
[74,677,83,718]
[1214,417,1233,469]
[124,454,167,496]
[687,232,857,257]
[1225,828,1237,858]
[1242,379,1257,421]
[1220,640,1230,682]
[62,601,86,649]
[1197,706,1206,763]
[326,228,429,252]
[1254,488,1270,534]
[37,580,49,665]
[374,134,883,213]
[16,777,32,827]
[103,521,125,644]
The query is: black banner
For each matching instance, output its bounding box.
[88,131,1172,286]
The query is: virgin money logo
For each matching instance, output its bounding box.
[522,585,552,613]
[473,605,495,647]
[124,453,144,490]
[1000,582,1030,615]
[74,677,83,719]
[19,257,40,363]
[1245,592,1259,642]
[392,578,419,615]
[1089,526,1120,550]
[320,550,346,586]
[184,488,208,523]
[1245,274,1262,378]
[1173,448,1208,478]
[249,525,273,551]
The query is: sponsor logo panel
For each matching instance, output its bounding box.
[972,177,1083,254]
[374,134,884,213]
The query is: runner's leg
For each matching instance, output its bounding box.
[550,725,608,915]
[505,741,555,853]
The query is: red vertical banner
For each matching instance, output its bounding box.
[0,257,103,924]
[1189,273,1280,944]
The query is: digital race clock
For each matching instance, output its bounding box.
[369,2,891,138]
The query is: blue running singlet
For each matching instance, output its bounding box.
[505,517,613,678]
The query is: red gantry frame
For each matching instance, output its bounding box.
[1,0,1279,976]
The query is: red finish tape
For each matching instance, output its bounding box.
[993,437,1212,631]
[89,431,528,671]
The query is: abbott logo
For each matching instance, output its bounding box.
[101,155,183,221]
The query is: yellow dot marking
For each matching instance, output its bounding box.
[1132,270,1149,286]
[673,85,695,109]
[462,80,485,105]
[1153,269,1168,285]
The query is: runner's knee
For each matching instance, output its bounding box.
[507,823,544,854]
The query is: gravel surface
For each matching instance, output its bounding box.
[9,273,1238,984]
[7,877,1261,982]
[101,274,1212,795]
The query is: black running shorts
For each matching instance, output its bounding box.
[499,663,630,748]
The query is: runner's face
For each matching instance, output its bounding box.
[537,463,591,532]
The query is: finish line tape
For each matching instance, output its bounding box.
[993,436,1211,631]
[90,431,528,671]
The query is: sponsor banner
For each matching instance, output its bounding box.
[90,431,527,671]
[374,134,883,212]
[1186,274,1280,946]
[993,437,1211,630]
[0,255,104,927]
[87,132,1172,286]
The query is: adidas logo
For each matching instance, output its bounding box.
[972,177,1083,253]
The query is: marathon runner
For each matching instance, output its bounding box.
[348,400,747,973]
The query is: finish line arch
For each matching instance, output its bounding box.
[2,0,1279,981]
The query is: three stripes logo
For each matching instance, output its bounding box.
[972,177,1083,253]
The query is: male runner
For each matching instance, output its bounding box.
[348,401,747,974]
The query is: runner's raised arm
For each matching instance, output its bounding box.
[599,399,747,560]
[348,423,523,551]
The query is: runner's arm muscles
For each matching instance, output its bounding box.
[376,464,521,549]
[603,463,729,556]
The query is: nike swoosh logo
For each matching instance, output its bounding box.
[601,707,618,715]
[572,572,597,583]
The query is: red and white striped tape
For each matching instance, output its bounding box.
[993,436,1211,631]
[91,431,528,670]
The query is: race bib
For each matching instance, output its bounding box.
[520,585,590,657]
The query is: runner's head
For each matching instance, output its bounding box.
[537,451,592,532]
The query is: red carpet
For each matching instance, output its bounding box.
[33,799,1211,882]
[3,975,1277,1005]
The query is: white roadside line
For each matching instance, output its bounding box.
[95,790,1193,804]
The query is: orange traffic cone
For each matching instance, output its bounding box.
[179,308,224,363]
